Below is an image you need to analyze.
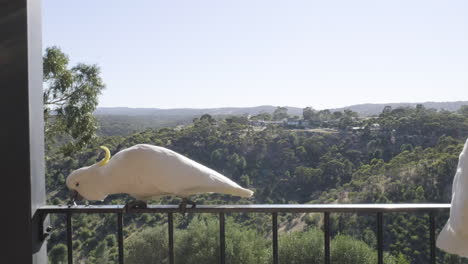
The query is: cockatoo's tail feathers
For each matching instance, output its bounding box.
[437,138,468,257]
[234,188,254,198]
[437,222,468,257]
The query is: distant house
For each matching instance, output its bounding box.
[286,118,300,127]
[264,120,285,125]
[350,124,381,134]
[322,120,339,127]
[370,123,381,131]
[249,120,263,126]
[285,118,311,128]
[249,118,311,129]
[248,120,284,127]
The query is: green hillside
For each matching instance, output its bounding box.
[46,105,468,264]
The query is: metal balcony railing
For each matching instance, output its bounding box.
[37,204,450,264]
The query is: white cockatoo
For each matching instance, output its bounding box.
[66,144,253,210]
[437,138,468,256]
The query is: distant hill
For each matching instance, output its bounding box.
[95,101,468,136]
[331,101,468,116]
[95,106,303,136]
[96,101,468,118]
[95,105,303,116]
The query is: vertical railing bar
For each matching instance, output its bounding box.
[219,212,226,264]
[272,212,279,264]
[66,212,73,264]
[377,212,383,264]
[429,211,436,264]
[117,212,124,264]
[324,212,330,264]
[168,212,175,264]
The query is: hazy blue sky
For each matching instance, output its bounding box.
[43,0,468,109]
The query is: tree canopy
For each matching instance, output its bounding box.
[43,46,105,154]
[44,93,468,263]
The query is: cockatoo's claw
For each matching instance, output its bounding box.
[67,200,77,208]
[179,202,187,213]
[187,199,196,208]
[179,198,196,213]
[125,200,148,213]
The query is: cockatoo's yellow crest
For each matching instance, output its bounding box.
[98,146,111,166]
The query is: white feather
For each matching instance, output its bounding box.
[66,144,254,201]
[437,138,468,257]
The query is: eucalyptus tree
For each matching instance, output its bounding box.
[43,46,105,154]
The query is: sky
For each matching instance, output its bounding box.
[43,0,468,109]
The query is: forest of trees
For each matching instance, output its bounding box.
[44,102,468,264]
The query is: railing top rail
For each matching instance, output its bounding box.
[38,203,450,214]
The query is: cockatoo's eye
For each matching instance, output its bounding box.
[75,182,80,187]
